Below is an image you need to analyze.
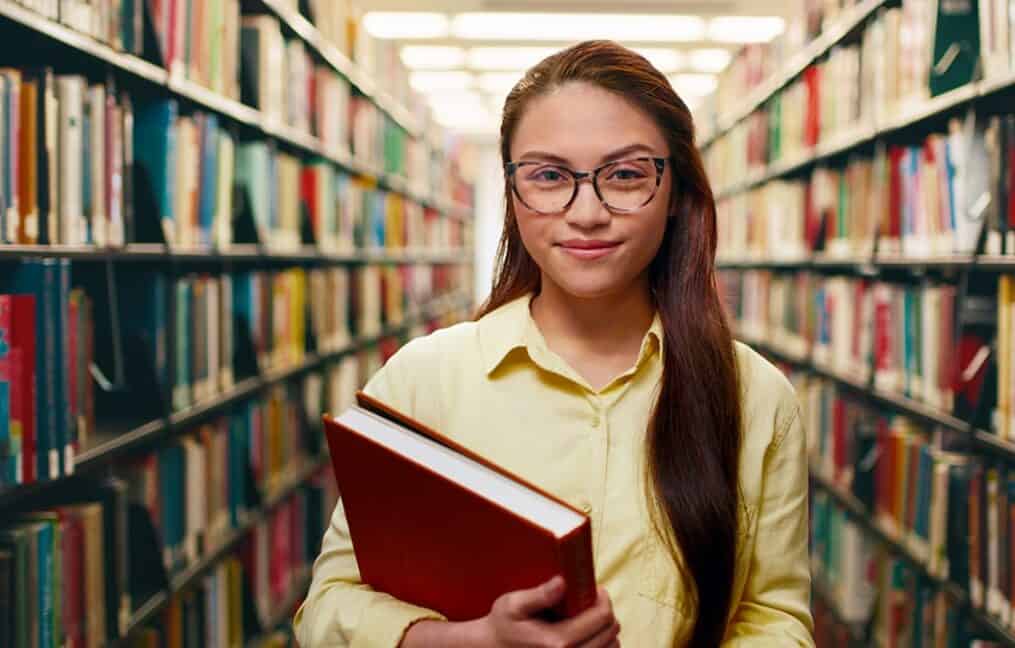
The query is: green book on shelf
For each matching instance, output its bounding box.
[929,0,981,96]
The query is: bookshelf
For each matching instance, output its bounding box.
[704,1,1015,645]
[0,0,477,646]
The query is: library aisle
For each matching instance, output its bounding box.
[4,0,1015,646]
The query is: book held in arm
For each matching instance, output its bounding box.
[322,392,596,622]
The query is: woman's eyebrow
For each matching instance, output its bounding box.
[516,151,572,165]
[600,143,656,162]
[516,144,659,166]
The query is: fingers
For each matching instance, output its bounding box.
[501,576,567,619]
[553,586,616,643]
[577,618,621,648]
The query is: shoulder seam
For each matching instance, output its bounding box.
[769,402,801,453]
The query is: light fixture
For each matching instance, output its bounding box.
[429,98,498,134]
[409,71,473,92]
[362,12,449,39]
[668,73,718,97]
[451,13,706,42]
[467,47,560,71]
[708,16,785,43]
[688,48,732,73]
[400,46,466,69]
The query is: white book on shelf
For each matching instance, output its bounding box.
[214,131,234,250]
[88,83,106,247]
[56,74,84,246]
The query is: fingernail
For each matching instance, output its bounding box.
[548,576,564,591]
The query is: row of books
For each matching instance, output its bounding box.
[134,97,467,252]
[708,0,1014,140]
[810,490,975,647]
[715,110,1015,261]
[802,372,1015,636]
[0,259,91,484]
[0,260,469,486]
[0,70,134,248]
[0,474,333,648]
[9,0,146,53]
[0,66,469,249]
[720,269,999,430]
[0,345,358,648]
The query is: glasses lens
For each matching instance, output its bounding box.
[513,164,575,213]
[597,159,659,211]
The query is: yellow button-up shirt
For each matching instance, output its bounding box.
[294,294,814,647]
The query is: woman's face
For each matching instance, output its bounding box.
[508,81,672,301]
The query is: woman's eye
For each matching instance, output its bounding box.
[609,168,645,181]
[534,169,565,182]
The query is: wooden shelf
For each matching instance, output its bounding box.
[0,244,471,264]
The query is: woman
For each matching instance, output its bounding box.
[294,40,813,647]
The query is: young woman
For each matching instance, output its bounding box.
[294,40,814,647]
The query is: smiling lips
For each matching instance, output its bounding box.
[557,239,621,260]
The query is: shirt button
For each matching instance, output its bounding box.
[578,499,593,513]
[591,416,601,428]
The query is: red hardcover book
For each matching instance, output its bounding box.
[8,295,35,483]
[300,167,319,238]
[323,392,596,622]
[58,507,84,648]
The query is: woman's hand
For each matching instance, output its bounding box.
[400,576,621,648]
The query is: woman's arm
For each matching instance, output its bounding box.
[722,402,815,647]
[292,497,448,648]
[294,338,447,647]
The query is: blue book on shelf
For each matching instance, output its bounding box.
[198,115,220,247]
[134,100,179,245]
[55,259,70,475]
[35,520,54,648]
[229,409,248,527]
[120,271,169,410]
[174,279,191,412]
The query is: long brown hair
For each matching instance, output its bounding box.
[476,40,743,646]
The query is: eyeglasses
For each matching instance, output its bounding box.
[505,157,668,215]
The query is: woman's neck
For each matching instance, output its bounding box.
[529,276,656,388]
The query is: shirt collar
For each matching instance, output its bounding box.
[477,293,665,376]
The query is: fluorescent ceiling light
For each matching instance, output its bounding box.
[635,48,685,73]
[475,72,525,94]
[688,48,732,73]
[451,13,706,42]
[708,16,785,43]
[467,47,560,71]
[363,12,449,39]
[668,73,718,97]
[401,46,466,69]
[410,71,473,92]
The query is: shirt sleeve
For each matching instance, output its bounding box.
[722,401,816,647]
[292,339,448,648]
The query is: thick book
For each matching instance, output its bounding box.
[323,391,596,622]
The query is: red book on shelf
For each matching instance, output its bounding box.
[323,392,596,622]
[1,295,36,483]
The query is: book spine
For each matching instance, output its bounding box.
[557,523,596,618]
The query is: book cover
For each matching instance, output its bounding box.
[323,392,596,621]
